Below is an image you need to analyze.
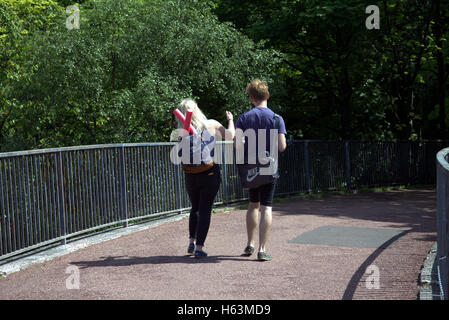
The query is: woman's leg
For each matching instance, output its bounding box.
[195,166,221,249]
[185,174,200,241]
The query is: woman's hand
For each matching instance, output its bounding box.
[226,111,233,122]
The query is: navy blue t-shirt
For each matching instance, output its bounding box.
[235,107,287,163]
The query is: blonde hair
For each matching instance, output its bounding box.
[246,79,269,102]
[176,99,208,133]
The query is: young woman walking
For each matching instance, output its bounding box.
[172,99,235,258]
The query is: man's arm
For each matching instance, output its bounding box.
[278,133,287,152]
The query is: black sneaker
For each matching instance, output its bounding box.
[187,243,195,254]
[242,245,255,256]
[194,250,208,258]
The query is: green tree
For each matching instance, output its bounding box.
[2,0,279,151]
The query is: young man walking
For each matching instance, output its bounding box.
[234,79,287,261]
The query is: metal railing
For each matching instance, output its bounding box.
[0,140,447,262]
[436,147,449,299]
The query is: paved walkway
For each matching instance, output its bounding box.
[0,189,436,300]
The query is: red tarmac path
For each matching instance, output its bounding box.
[0,188,436,300]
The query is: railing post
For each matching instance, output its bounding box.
[304,141,311,193]
[345,141,352,190]
[56,151,67,245]
[221,142,228,204]
[119,146,128,227]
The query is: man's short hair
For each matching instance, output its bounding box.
[246,79,269,102]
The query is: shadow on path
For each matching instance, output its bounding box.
[341,229,410,300]
[71,254,258,269]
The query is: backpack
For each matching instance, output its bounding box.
[236,114,280,189]
[178,129,215,174]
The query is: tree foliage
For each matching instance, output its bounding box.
[214,0,449,141]
[1,0,279,151]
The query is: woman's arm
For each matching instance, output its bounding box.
[208,111,235,141]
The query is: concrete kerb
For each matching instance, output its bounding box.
[419,243,442,300]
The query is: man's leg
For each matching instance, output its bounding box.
[258,205,272,253]
[246,201,260,248]
[256,181,276,260]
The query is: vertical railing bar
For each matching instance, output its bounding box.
[109,149,117,223]
[151,147,159,214]
[91,150,99,227]
[9,158,19,251]
[149,147,157,215]
[130,147,137,218]
[65,152,73,235]
[119,146,128,227]
[133,147,140,217]
[158,147,165,212]
[87,151,95,229]
[46,155,54,240]
[3,159,12,253]
[0,160,4,255]
[162,147,171,211]
[163,147,170,211]
[35,156,44,243]
[17,157,26,249]
[137,147,144,216]
[304,141,311,193]
[39,155,48,242]
[165,146,173,211]
[49,154,56,239]
[143,146,151,215]
[57,151,66,245]
[83,151,91,229]
[107,149,115,223]
[158,147,165,213]
[127,147,134,218]
[19,156,29,248]
[14,158,25,250]
[96,149,104,226]
[102,149,111,225]
[158,147,164,213]
[157,146,165,212]
[112,149,120,223]
[32,155,41,245]
[144,147,151,214]
[221,142,228,205]
[69,151,76,233]
[81,151,89,230]
[345,141,351,190]
[78,151,86,229]
[71,151,78,234]
[75,151,84,231]
[24,155,34,246]
[51,154,60,239]
[93,150,101,228]
[174,160,182,214]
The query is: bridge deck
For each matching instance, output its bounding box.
[0,189,436,300]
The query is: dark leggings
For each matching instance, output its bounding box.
[185,164,221,246]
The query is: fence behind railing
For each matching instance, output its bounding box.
[0,140,448,262]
